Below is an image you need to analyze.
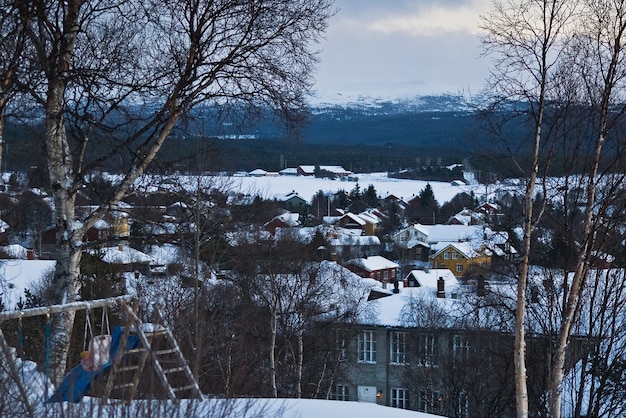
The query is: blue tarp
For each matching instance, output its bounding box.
[47,325,140,403]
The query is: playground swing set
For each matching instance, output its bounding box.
[0,295,202,408]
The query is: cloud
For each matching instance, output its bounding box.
[336,0,492,36]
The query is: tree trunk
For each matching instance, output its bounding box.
[296,330,303,398]
[269,311,277,398]
[45,74,82,384]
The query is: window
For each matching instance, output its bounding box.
[417,390,445,414]
[444,251,450,259]
[452,251,458,259]
[358,330,376,363]
[417,334,438,366]
[390,331,407,364]
[453,335,471,365]
[391,388,410,409]
[333,384,350,401]
[456,263,463,273]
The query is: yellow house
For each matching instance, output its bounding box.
[429,242,491,276]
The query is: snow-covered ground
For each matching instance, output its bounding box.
[3,353,439,417]
[134,172,479,205]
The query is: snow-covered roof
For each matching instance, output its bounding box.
[358,211,381,225]
[431,241,483,259]
[0,244,29,259]
[88,246,153,264]
[92,219,110,230]
[279,167,299,175]
[249,168,268,176]
[298,165,351,175]
[272,212,300,227]
[405,269,459,289]
[348,255,399,272]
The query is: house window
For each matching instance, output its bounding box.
[417,390,445,414]
[453,335,471,365]
[452,251,458,259]
[391,388,410,409]
[444,251,450,259]
[417,334,438,366]
[383,270,389,281]
[390,331,407,364]
[358,330,376,363]
[333,384,350,401]
[456,263,463,273]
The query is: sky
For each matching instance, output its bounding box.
[313,0,493,101]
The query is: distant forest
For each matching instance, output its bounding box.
[3,105,523,185]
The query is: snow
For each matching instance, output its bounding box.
[88,245,153,265]
[349,255,399,272]
[125,172,476,206]
[231,172,470,204]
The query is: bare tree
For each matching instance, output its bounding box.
[11,0,334,384]
[480,1,578,416]
[0,1,30,178]
[545,2,626,413]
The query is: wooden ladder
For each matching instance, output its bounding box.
[101,302,202,404]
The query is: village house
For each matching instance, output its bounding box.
[346,255,399,284]
[264,212,300,235]
[296,165,351,177]
[429,242,491,276]
[327,277,591,417]
[276,191,308,212]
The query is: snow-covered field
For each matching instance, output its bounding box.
[137,172,479,205]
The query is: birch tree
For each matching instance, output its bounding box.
[15,0,333,384]
[480,1,578,416]
[545,2,626,415]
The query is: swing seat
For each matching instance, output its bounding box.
[47,325,139,403]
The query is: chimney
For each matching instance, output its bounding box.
[437,277,445,298]
[477,275,486,297]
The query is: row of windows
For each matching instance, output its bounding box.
[438,262,464,273]
[332,384,469,417]
[443,250,460,260]
[355,331,472,365]
[331,384,409,409]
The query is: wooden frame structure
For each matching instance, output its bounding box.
[0,295,201,406]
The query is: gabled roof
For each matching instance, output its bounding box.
[431,241,486,259]
[249,168,268,176]
[279,167,298,175]
[298,165,351,175]
[358,211,381,225]
[340,212,366,226]
[405,268,458,289]
[277,190,307,202]
[265,212,300,227]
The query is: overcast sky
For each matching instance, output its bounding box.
[313,0,493,101]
